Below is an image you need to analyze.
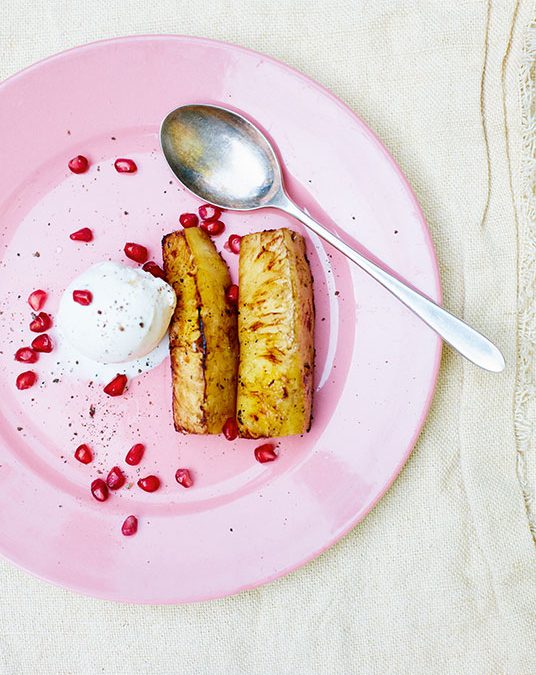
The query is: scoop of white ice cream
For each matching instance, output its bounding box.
[57,261,176,364]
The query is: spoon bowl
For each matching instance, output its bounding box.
[161,105,281,210]
[160,103,505,372]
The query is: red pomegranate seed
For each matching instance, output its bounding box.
[28,289,47,311]
[91,478,109,502]
[222,417,239,441]
[226,284,239,306]
[179,213,199,228]
[114,158,137,173]
[254,443,278,463]
[70,227,93,242]
[137,475,160,492]
[227,234,242,254]
[203,220,225,236]
[16,371,37,390]
[124,242,148,264]
[125,443,145,466]
[103,373,127,397]
[31,334,53,353]
[121,515,138,536]
[142,261,166,280]
[72,289,93,306]
[106,466,126,490]
[175,468,193,488]
[68,155,89,174]
[15,347,38,364]
[29,312,52,332]
[198,204,221,222]
[74,444,93,464]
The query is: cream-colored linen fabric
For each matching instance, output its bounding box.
[0,1,535,673]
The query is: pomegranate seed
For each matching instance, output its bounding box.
[70,227,93,242]
[91,478,109,502]
[28,289,47,311]
[125,443,145,466]
[198,204,221,222]
[106,466,126,490]
[137,475,160,492]
[222,417,238,441]
[124,242,148,264]
[74,444,93,464]
[179,213,199,228]
[16,371,37,390]
[121,515,138,536]
[31,334,53,353]
[226,284,239,306]
[68,155,89,174]
[29,312,52,332]
[254,443,278,463]
[103,373,127,397]
[14,347,38,364]
[175,468,194,488]
[227,234,242,254]
[114,158,137,173]
[142,261,166,280]
[72,289,93,306]
[203,220,225,236]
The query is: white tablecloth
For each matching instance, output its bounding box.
[0,1,534,673]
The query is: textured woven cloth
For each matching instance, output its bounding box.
[0,1,535,673]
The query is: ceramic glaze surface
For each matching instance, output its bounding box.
[0,36,441,602]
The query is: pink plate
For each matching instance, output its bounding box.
[0,36,441,603]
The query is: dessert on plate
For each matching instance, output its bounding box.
[58,261,176,363]
[236,228,314,438]
[161,225,314,438]
[162,226,239,434]
[12,153,316,540]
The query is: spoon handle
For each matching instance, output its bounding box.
[277,197,505,372]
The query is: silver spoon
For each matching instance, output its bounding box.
[160,104,505,372]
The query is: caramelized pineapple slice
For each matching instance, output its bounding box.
[162,227,238,434]
[237,228,314,438]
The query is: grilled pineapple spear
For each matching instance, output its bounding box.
[162,227,238,434]
[237,228,314,438]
